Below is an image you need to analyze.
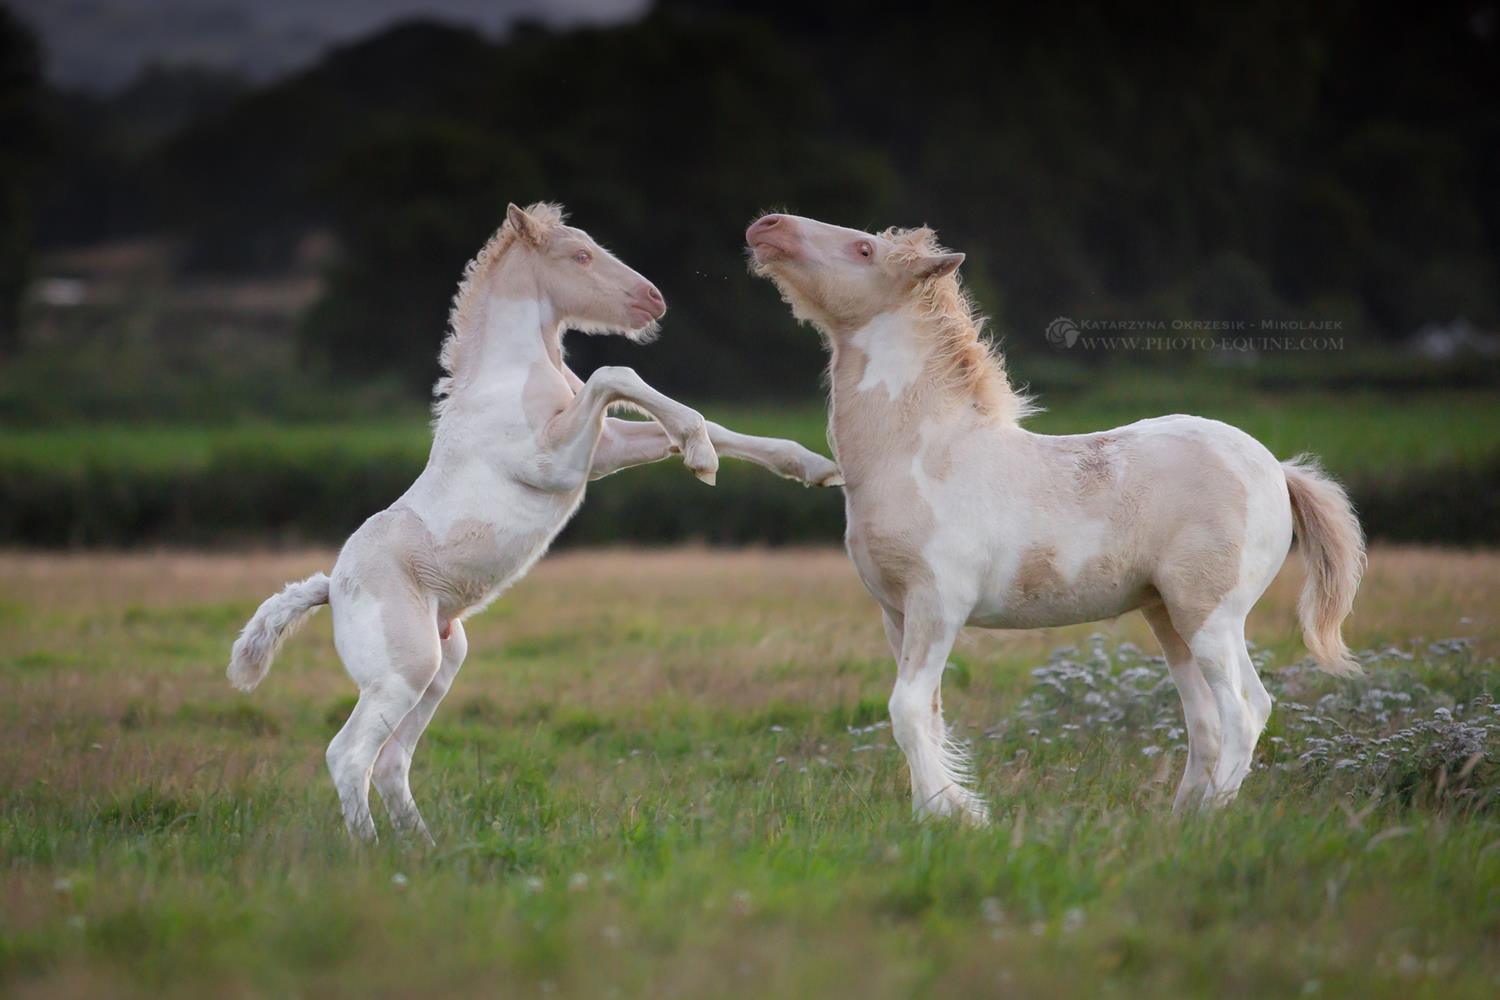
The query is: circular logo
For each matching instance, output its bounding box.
[1045,316,1080,348]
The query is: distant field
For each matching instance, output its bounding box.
[718,387,1500,476]
[2,546,1498,997]
[4,387,1498,477]
[2,383,1497,547]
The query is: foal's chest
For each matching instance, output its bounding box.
[843,489,935,611]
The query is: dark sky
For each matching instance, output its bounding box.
[13,0,651,92]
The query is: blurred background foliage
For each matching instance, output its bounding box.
[0,0,1497,545]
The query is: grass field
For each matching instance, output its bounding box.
[5,386,1498,477]
[4,380,1498,547]
[3,546,1499,997]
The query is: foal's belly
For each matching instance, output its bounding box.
[968,582,1152,630]
[420,486,587,618]
[966,545,1156,630]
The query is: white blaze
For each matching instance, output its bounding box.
[852,312,924,399]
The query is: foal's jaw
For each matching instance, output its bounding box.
[543,256,666,343]
[622,285,667,339]
[565,308,663,344]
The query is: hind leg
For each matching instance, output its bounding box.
[1239,640,1273,739]
[1142,604,1221,813]
[371,619,468,844]
[327,588,442,842]
[1188,613,1259,806]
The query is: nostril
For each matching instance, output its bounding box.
[646,285,663,304]
[758,215,780,229]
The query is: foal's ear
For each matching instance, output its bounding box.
[910,252,965,282]
[506,202,543,246]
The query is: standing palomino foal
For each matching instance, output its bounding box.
[747,212,1365,822]
[229,203,842,842]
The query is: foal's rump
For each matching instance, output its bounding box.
[1119,415,1296,626]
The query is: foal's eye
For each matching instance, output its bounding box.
[573,250,592,265]
[856,241,873,259]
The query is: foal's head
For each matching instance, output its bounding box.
[504,202,666,340]
[746,213,964,334]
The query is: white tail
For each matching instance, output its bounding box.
[1283,456,1366,676]
[227,573,330,692]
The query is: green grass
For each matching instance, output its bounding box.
[6,379,1497,547]
[2,548,1498,997]
[3,383,1498,478]
[0,421,435,474]
[718,383,1500,476]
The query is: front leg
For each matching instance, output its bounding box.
[705,422,843,486]
[888,608,988,824]
[590,418,843,486]
[534,365,717,490]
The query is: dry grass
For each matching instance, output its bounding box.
[2,543,1492,794]
[2,542,1494,696]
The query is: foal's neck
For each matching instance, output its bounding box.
[442,255,567,419]
[825,310,936,481]
[824,307,1016,484]
[826,309,947,422]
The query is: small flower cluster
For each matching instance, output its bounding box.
[1286,680,1498,809]
[990,634,1498,810]
[1000,635,1187,751]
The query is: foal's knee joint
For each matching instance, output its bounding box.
[594,366,636,391]
[888,684,929,748]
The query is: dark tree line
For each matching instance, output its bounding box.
[9,0,1499,396]
[0,6,45,356]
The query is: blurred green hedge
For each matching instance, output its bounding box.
[0,446,1494,548]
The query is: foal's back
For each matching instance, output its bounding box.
[929,413,1292,630]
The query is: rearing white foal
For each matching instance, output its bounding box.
[748,212,1365,822]
[229,202,842,842]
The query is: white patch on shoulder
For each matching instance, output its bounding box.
[852,312,923,399]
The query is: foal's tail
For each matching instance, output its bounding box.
[227,573,330,692]
[1283,456,1366,676]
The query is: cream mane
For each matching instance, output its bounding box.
[881,226,1035,423]
[433,201,566,417]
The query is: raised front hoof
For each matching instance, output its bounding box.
[786,449,843,488]
[807,459,845,488]
[682,435,719,486]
